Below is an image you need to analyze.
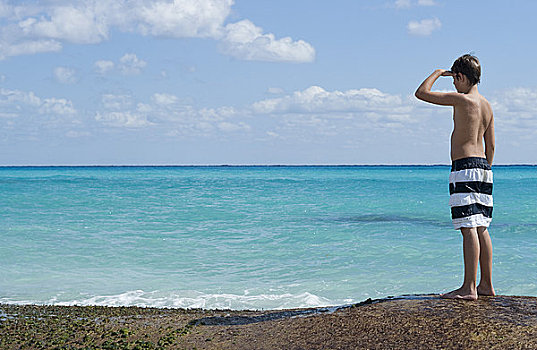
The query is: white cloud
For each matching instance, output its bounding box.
[199,106,237,119]
[94,91,248,133]
[267,87,285,95]
[251,86,410,117]
[94,60,114,74]
[229,84,452,144]
[136,102,153,114]
[218,121,250,132]
[0,1,11,18]
[493,88,537,113]
[0,0,314,62]
[491,88,537,131]
[152,93,179,106]
[54,66,76,84]
[102,94,133,110]
[407,18,441,36]
[95,111,152,128]
[66,130,90,138]
[221,20,315,63]
[1,88,42,108]
[39,97,76,115]
[0,87,76,118]
[394,0,437,8]
[94,54,146,76]
[86,86,426,139]
[0,112,18,118]
[84,84,452,143]
[417,0,437,6]
[18,5,109,44]
[118,53,146,75]
[0,39,62,59]
[395,0,412,8]
[98,93,153,128]
[136,0,231,38]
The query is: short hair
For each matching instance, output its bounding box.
[451,54,481,85]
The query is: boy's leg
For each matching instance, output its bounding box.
[477,227,495,296]
[441,227,479,300]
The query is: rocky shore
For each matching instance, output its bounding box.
[1,295,536,349]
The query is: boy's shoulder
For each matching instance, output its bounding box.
[460,91,491,108]
[476,93,493,111]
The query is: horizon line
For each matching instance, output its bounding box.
[1,163,536,167]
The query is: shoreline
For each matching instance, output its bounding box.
[0,293,438,313]
[2,294,536,349]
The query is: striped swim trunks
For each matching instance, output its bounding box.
[449,157,493,230]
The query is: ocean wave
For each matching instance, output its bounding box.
[1,290,342,311]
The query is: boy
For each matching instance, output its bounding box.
[415,54,495,300]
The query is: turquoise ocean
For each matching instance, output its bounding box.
[1,166,536,310]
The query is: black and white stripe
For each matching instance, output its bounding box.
[449,157,493,229]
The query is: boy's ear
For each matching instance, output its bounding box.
[455,73,466,83]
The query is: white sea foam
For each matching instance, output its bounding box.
[9,290,339,310]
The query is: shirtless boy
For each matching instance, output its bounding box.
[415,54,495,300]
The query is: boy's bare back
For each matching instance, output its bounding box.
[451,92,494,162]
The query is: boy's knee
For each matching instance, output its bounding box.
[477,226,489,236]
[460,227,478,236]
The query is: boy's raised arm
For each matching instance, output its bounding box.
[415,69,463,106]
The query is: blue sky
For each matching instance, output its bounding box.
[1,0,536,165]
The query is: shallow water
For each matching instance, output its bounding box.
[1,166,536,309]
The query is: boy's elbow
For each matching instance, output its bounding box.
[415,89,429,101]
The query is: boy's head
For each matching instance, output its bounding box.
[450,54,481,86]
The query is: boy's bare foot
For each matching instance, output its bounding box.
[477,284,496,296]
[441,287,478,301]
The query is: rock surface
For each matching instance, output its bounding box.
[1,295,536,349]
